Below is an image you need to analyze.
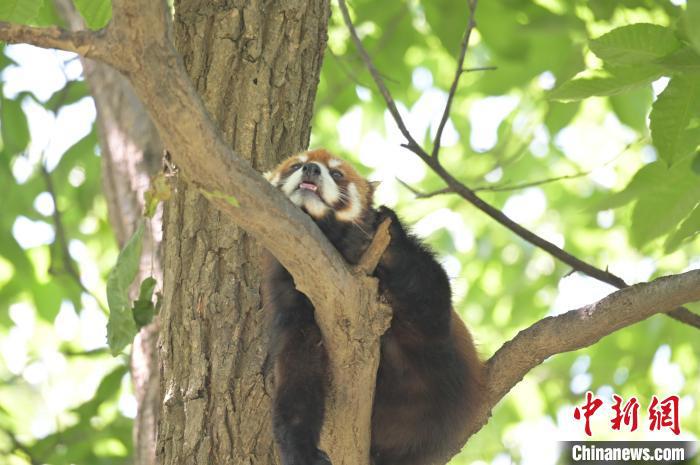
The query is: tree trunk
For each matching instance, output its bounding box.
[157,2,330,464]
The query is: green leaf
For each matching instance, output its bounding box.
[106,220,144,356]
[629,157,700,247]
[131,277,156,328]
[45,80,89,113]
[649,75,700,165]
[686,0,700,54]
[549,66,662,101]
[72,365,127,419]
[72,0,112,29]
[33,0,63,27]
[200,189,239,207]
[0,0,42,23]
[597,161,666,210]
[664,202,700,252]
[424,0,469,54]
[609,85,653,132]
[655,47,700,74]
[544,101,580,134]
[144,173,171,218]
[1,96,30,155]
[590,24,680,66]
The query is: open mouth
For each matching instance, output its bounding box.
[299,182,318,193]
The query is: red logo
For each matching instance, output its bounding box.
[573,392,682,436]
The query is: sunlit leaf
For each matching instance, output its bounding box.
[549,66,662,101]
[72,0,112,29]
[655,47,700,74]
[590,24,680,66]
[649,75,700,165]
[0,0,42,23]
[665,203,700,252]
[45,80,90,113]
[609,85,652,132]
[686,0,700,54]
[1,96,30,155]
[630,158,700,247]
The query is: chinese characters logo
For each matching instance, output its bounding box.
[573,391,680,436]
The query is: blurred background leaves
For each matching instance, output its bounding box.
[1,0,699,464]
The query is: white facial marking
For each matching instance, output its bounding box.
[329,159,342,168]
[281,168,303,196]
[316,163,340,204]
[298,154,308,163]
[290,190,328,217]
[264,170,281,185]
[336,183,362,222]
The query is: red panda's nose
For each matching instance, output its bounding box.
[302,163,321,177]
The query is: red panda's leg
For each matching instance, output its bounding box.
[271,301,331,465]
[374,207,452,338]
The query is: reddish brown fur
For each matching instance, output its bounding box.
[264,150,484,465]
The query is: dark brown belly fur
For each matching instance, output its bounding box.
[370,313,483,465]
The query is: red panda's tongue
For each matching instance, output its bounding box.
[299,182,318,192]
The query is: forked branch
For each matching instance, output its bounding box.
[336,0,700,330]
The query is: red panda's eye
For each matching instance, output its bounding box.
[330,169,344,180]
[290,163,302,171]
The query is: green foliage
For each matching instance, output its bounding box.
[1,1,699,464]
[106,220,143,356]
[553,16,700,253]
[72,0,112,30]
[313,1,700,462]
[549,66,662,100]
[132,276,156,328]
[686,0,700,53]
[649,75,700,165]
[199,189,240,208]
[1,96,30,155]
[0,0,43,24]
[1,43,131,465]
[589,24,680,66]
[143,173,172,218]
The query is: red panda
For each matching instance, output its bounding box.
[263,149,484,465]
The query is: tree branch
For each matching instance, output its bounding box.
[336,0,421,150]
[0,22,117,66]
[420,269,700,464]
[5,3,700,465]
[431,0,478,160]
[338,0,700,330]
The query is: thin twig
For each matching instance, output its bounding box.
[396,178,451,198]
[463,66,497,72]
[340,0,700,329]
[473,171,592,193]
[431,0,479,160]
[336,0,421,151]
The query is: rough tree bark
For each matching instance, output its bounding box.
[157,2,330,464]
[53,2,163,464]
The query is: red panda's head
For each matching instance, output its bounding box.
[264,149,374,222]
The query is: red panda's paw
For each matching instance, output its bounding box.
[375,206,405,240]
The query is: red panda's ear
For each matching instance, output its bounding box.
[369,181,381,193]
